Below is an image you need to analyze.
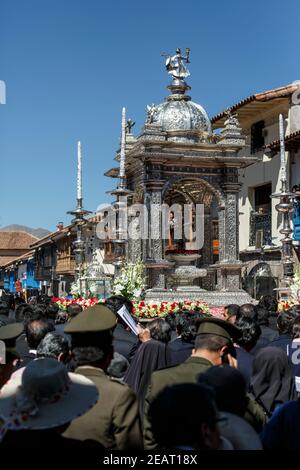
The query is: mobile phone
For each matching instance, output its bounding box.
[221,344,237,364]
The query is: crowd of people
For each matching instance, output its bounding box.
[0,292,300,452]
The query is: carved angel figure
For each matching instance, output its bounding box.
[146,104,158,124]
[224,109,240,127]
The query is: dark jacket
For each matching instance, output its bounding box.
[113,323,139,362]
[144,355,212,449]
[269,334,292,354]
[168,337,194,366]
[261,400,300,450]
[236,346,254,389]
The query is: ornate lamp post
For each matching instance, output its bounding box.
[271,114,295,284]
[67,141,92,295]
[109,108,133,272]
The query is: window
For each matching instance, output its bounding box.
[251,120,265,154]
[249,183,272,247]
[254,183,271,214]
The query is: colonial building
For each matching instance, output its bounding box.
[212,82,300,298]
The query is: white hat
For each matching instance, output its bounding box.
[0,358,98,432]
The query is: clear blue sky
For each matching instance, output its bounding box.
[1,0,299,230]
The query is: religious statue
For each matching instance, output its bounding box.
[126,118,135,134]
[146,103,158,124]
[224,109,240,127]
[162,47,190,81]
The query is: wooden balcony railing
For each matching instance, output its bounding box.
[56,256,76,274]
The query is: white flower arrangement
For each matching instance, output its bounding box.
[113,261,146,300]
[290,265,300,300]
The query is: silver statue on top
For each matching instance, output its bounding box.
[162,48,190,81]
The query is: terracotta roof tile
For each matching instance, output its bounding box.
[0,255,20,267]
[0,231,38,250]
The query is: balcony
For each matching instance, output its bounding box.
[249,211,272,248]
[56,256,76,274]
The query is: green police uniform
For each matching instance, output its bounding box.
[63,304,142,450]
[144,318,241,449]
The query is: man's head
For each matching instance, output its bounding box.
[258,295,278,314]
[148,318,172,344]
[198,365,247,417]
[105,295,133,329]
[193,318,240,366]
[175,313,196,342]
[37,332,70,364]
[15,303,34,323]
[45,302,59,320]
[223,304,239,323]
[105,295,133,314]
[25,318,55,350]
[148,383,220,450]
[66,303,83,319]
[256,306,270,327]
[37,294,51,305]
[194,334,232,365]
[71,331,113,372]
[235,316,261,352]
[277,310,298,336]
[292,316,300,339]
[236,303,258,322]
[64,303,116,370]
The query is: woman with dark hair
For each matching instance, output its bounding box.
[250,347,297,417]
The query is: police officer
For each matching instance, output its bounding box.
[63,304,142,450]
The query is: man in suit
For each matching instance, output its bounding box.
[105,295,139,362]
[168,313,195,366]
[269,310,297,354]
[16,317,55,367]
[63,303,142,450]
[144,318,240,449]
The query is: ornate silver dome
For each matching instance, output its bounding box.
[152,98,212,134]
[145,50,212,142]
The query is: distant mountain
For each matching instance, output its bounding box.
[0,225,51,239]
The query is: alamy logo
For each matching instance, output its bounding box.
[0,80,6,104]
